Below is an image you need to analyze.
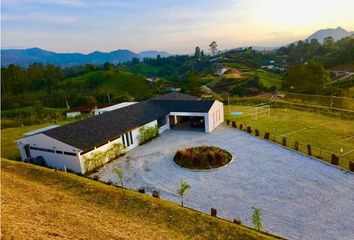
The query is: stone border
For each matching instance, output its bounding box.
[171,149,235,172]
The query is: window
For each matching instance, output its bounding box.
[56,150,63,154]
[24,145,31,158]
[64,151,76,156]
[125,133,130,146]
[29,146,55,153]
[122,135,126,146]
[130,131,133,144]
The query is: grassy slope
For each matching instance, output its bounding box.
[65,70,154,99]
[1,159,279,240]
[225,105,354,169]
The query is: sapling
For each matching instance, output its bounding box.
[252,207,263,231]
[177,179,190,207]
[113,167,124,187]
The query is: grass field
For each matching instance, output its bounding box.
[1,121,74,160]
[225,105,354,169]
[1,159,279,240]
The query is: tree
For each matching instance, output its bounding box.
[252,207,263,231]
[177,179,190,206]
[323,36,335,50]
[209,41,218,56]
[103,62,113,71]
[194,46,201,58]
[284,61,329,94]
[185,72,202,96]
[113,167,125,187]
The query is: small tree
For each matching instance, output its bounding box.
[209,41,218,56]
[177,179,190,207]
[252,207,263,231]
[113,167,124,187]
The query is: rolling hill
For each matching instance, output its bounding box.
[64,70,155,100]
[1,159,280,240]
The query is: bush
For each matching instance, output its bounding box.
[174,146,232,170]
[138,125,159,144]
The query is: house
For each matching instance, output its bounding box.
[66,103,112,118]
[215,63,228,76]
[16,93,224,174]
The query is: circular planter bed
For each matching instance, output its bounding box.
[173,146,232,170]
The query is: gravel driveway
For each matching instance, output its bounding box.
[96,126,354,240]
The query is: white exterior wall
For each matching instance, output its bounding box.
[17,134,82,173]
[159,115,170,133]
[207,100,224,132]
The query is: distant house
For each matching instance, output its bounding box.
[17,93,224,174]
[330,70,352,77]
[215,63,228,76]
[66,104,111,118]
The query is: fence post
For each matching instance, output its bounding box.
[211,208,217,217]
[349,161,354,172]
[282,137,287,146]
[294,141,299,151]
[331,154,339,166]
[264,132,270,140]
[246,126,252,134]
[152,190,160,198]
[307,144,312,156]
[255,129,259,136]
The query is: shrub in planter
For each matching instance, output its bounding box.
[174,146,232,170]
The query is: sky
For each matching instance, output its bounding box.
[1,0,354,54]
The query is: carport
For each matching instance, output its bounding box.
[169,115,205,131]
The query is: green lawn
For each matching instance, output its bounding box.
[253,69,282,89]
[1,121,74,160]
[225,105,354,169]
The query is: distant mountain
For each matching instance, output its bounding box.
[138,50,171,59]
[1,48,171,67]
[306,27,354,43]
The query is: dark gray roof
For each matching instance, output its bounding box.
[152,99,215,113]
[44,101,169,151]
[43,93,215,151]
[152,92,200,101]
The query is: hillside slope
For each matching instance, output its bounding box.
[1,159,280,240]
[65,70,155,100]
